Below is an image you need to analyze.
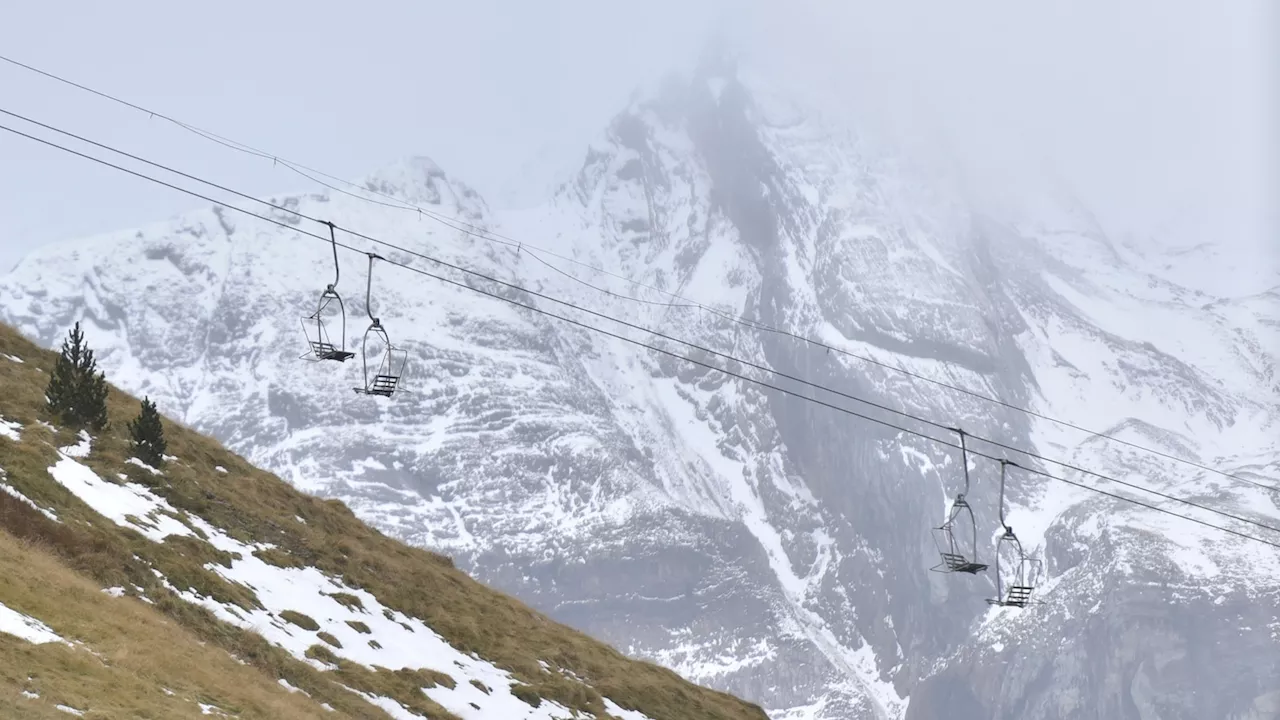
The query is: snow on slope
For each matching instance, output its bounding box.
[1,60,1277,719]
[0,476,59,522]
[37,431,654,720]
[0,415,20,441]
[0,600,69,646]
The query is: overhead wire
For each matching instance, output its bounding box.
[0,52,1266,492]
[3,116,1279,554]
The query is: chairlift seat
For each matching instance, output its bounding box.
[939,552,988,574]
[986,583,1035,607]
[309,341,355,362]
[1003,584,1034,607]
[355,373,400,397]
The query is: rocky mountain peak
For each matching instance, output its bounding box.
[355,154,489,223]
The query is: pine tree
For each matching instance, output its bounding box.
[128,396,166,468]
[45,322,110,430]
[83,368,110,431]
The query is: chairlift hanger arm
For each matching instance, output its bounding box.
[951,427,972,497]
[363,252,386,324]
[997,459,1024,534]
[998,459,1010,532]
[324,220,340,289]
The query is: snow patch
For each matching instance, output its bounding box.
[652,634,776,679]
[58,430,92,458]
[125,457,164,476]
[55,705,85,716]
[603,698,657,720]
[767,695,840,720]
[342,687,420,720]
[21,690,38,699]
[102,587,126,598]
[1,353,24,363]
[425,665,578,720]
[0,478,60,522]
[215,466,228,474]
[47,455,193,542]
[0,601,68,645]
[0,415,19,441]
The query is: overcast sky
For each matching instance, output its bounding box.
[1,0,1275,280]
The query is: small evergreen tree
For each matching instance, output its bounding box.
[128,396,166,468]
[45,322,110,430]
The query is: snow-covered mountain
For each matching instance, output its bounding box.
[2,57,1278,719]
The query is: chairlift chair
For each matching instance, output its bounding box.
[354,320,409,397]
[352,253,408,398]
[302,289,355,362]
[930,430,989,575]
[931,496,988,574]
[301,222,355,363]
[987,529,1043,608]
[985,460,1044,608]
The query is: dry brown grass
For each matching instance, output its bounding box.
[0,528,332,719]
[0,322,768,720]
[0,486,404,719]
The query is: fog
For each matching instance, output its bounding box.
[1,0,1274,282]
[742,0,1277,268]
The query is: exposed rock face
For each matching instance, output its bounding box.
[2,57,1277,719]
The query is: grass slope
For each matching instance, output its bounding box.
[0,322,768,720]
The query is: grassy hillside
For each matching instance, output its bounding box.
[0,322,768,720]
